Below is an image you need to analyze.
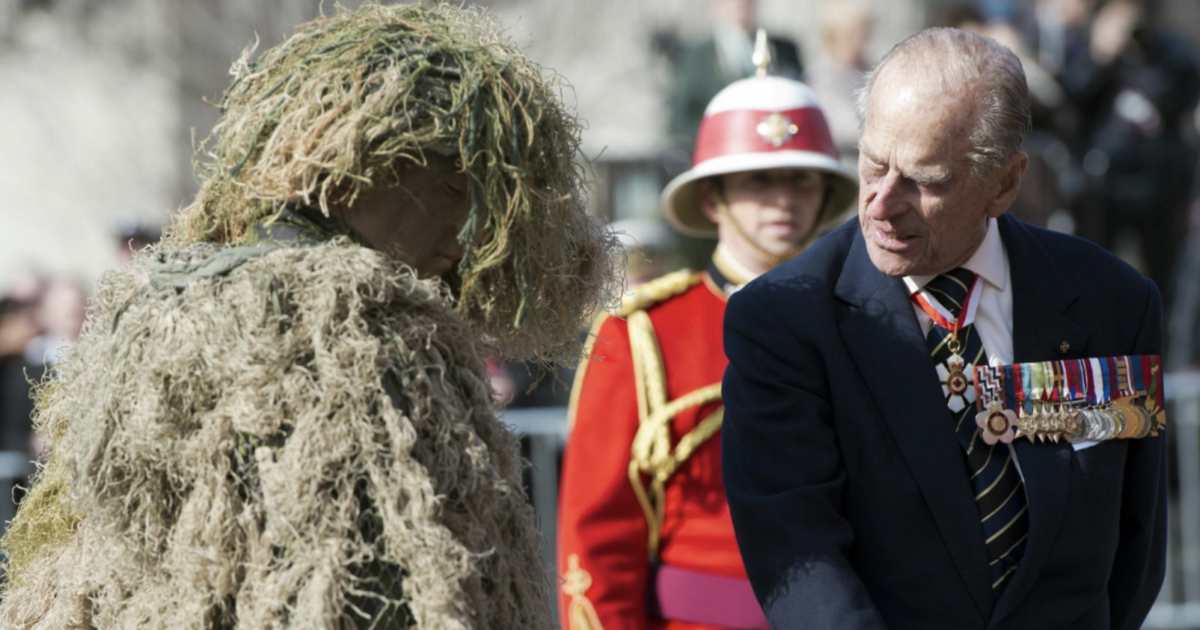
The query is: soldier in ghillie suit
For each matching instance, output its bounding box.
[0,3,618,629]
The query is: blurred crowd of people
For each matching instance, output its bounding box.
[0,222,158,476]
[633,0,1200,352]
[0,271,86,462]
[935,0,1200,309]
[489,0,1200,406]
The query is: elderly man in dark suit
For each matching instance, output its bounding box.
[721,28,1166,630]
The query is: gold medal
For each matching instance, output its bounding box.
[1035,404,1053,442]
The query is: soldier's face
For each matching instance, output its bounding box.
[703,168,825,270]
[342,153,471,279]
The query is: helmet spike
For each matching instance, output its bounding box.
[752,29,771,78]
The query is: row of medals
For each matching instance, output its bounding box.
[949,355,1163,444]
[1010,399,1162,444]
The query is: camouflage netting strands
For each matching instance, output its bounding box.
[172,2,619,366]
[0,242,555,629]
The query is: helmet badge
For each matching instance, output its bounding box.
[757,112,799,147]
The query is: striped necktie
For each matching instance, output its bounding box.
[920,268,1028,596]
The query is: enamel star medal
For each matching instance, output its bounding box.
[914,273,981,415]
[945,336,971,400]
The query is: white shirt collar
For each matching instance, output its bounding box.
[902,217,1009,296]
[715,243,761,285]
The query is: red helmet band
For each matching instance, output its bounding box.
[692,107,838,167]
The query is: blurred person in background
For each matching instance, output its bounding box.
[1058,0,1200,301]
[114,217,162,265]
[24,276,88,373]
[0,297,38,523]
[2,267,46,308]
[0,268,50,519]
[665,0,804,155]
[936,5,1073,230]
[807,1,874,166]
[930,4,988,31]
[1029,0,1094,78]
[0,274,43,460]
[23,276,89,459]
[0,268,45,457]
[558,36,856,630]
[1170,189,1200,369]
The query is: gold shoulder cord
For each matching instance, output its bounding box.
[567,312,609,430]
[618,270,702,318]
[626,310,724,559]
[561,272,713,628]
[563,554,604,630]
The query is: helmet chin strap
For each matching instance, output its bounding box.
[713,189,806,268]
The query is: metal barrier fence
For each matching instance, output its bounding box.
[505,371,1200,630]
[1149,372,1200,629]
[0,376,1193,625]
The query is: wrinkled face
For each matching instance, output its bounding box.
[702,168,825,269]
[341,153,470,279]
[858,73,999,277]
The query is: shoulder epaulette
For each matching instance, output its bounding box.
[617,269,701,317]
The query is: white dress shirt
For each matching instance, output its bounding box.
[902,217,1096,453]
[903,217,1013,367]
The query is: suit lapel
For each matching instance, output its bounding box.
[988,215,1089,626]
[836,233,995,620]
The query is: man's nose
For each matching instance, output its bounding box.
[769,182,800,211]
[865,172,908,220]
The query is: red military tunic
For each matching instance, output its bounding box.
[558,263,751,630]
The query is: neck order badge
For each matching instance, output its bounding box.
[912,274,982,405]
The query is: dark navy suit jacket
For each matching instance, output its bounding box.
[721,215,1167,629]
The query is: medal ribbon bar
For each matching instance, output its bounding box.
[972,354,1165,443]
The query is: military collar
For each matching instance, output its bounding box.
[707,245,759,296]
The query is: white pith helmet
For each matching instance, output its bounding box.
[662,32,859,238]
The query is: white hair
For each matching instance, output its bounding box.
[855,28,1032,179]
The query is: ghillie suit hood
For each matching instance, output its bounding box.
[0,3,618,629]
[1,243,556,629]
[172,1,617,366]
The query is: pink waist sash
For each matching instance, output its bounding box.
[652,564,770,630]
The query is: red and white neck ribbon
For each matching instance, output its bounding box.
[911,274,981,336]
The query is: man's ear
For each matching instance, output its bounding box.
[986,152,1028,219]
[700,179,720,224]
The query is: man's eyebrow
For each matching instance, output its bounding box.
[858,143,951,185]
[858,142,881,163]
[905,167,953,185]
